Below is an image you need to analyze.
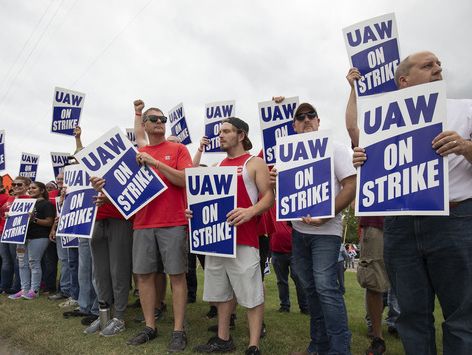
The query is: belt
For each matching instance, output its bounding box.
[449,198,472,209]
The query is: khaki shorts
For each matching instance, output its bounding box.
[203,245,264,309]
[357,226,390,293]
[133,226,188,275]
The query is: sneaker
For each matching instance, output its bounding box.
[84,318,101,334]
[126,326,157,346]
[59,297,79,308]
[193,336,236,353]
[245,346,261,355]
[260,322,267,339]
[168,330,187,352]
[8,290,25,300]
[100,318,125,337]
[22,290,38,300]
[63,308,90,318]
[278,306,290,313]
[208,314,236,332]
[206,305,218,319]
[48,292,68,301]
[81,315,99,326]
[365,337,386,355]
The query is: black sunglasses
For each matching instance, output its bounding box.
[12,183,24,187]
[145,115,167,124]
[295,111,318,121]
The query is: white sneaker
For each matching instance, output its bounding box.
[59,297,79,308]
[84,318,101,334]
[100,318,125,337]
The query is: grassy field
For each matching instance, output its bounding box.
[0,270,443,355]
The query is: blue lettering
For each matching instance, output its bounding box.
[373,20,393,40]
[188,174,233,195]
[55,91,83,106]
[346,20,393,47]
[405,93,437,125]
[382,102,405,131]
[104,134,126,155]
[364,107,383,134]
[213,174,233,195]
[280,139,328,162]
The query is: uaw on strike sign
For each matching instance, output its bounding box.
[356,81,448,216]
[52,87,85,136]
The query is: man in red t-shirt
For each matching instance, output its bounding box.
[122,100,193,351]
[192,117,274,355]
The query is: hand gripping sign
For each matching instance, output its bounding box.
[0,130,5,171]
[75,127,167,219]
[356,81,448,216]
[19,152,39,181]
[52,87,85,136]
[186,166,237,258]
[169,103,192,145]
[1,198,36,244]
[258,97,298,166]
[51,152,70,177]
[343,13,400,97]
[56,165,97,239]
[276,131,335,221]
[204,100,235,153]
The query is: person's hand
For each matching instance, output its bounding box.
[49,229,56,242]
[90,176,106,192]
[346,67,361,89]
[269,168,278,189]
[136,152,159,168]
[353,147,367,168]
[185,208,193,220]
[73,126,82,138]
[432,130,470,156]
[199,137,210,151]
[227,207,255,226]
[93,193,108,207]
[301,215,330,227]
[272,96,285,103]
[134,99,145,114]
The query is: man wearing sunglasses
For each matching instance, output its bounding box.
[123,100,193,352]
[270,98,356,355]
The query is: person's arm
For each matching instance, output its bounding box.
[226,157,274,226]
[345,68,361,147]
[73,126,84,154]
[49,217,58,241]
[133,99,148,148]
[432,131,472,164]
[192,136,210,167]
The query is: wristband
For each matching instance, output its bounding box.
[135,112,142,116]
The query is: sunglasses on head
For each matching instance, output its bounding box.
[12,183,24,187]
[295,111,318,121]
[145,115,167,124]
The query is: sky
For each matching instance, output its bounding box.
[1,0,471,182]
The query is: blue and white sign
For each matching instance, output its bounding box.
[51,152,69,178]
[169,103,192,145]
[0,130,5,171]
[259,97,298,166]
[61,236,79,248]
[19,152,39,181]
[276,131,335,221]
[356,81,448,216]
[126,128,137,147]
[204,100,235,153]
[56,165,97,239]
[52,87,85,136]
[75,127,168,219]
[186,166,237,258]
[1,198,36,244]
[343,13,400,97]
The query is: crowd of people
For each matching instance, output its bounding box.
[0,50,471,355]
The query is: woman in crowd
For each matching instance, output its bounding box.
[9,182,55,300]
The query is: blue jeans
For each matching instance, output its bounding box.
[17,238,49,291]
[0,242,21,292]
[271,251,308,311]
[384,199,472,355]
[78,238,98,315]
[386,288,400,328]
[56,240,71,296]
[292,230,351,355]
[68,247,79,300]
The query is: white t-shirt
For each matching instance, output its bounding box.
[292,140,356,237]
[446,99,472,201]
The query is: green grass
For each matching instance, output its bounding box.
[0,270,443,354]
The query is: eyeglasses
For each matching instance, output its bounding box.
[295,111,318,121]
[144,115,167,124]
[12,183,24,187]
